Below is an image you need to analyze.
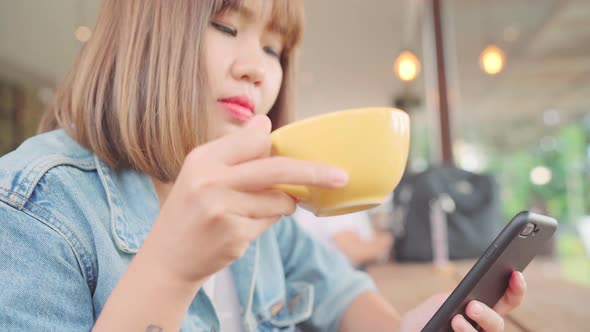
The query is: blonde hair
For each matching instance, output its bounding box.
[39,0,304,181]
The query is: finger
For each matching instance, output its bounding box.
[232,214,283,240]
[227,156,349,191]
[229,189,297,218]
[245,114,273,131]
[450,314,478,332]
[493,272,527,316]
[465,301,504,332]
[190,115,272,165]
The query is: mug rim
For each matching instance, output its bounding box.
[272,106,408,134]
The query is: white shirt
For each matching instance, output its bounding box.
[202,267,244,332]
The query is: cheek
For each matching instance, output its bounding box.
[204,31,232,94]
[263,63,283,109]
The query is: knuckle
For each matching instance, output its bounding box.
[203,200,225,222]
[188,181,203,196]
[191,173,223,194]
[184,181,206,206]
[295,162,318,185]
[310,166,322,185]
[510,294,522,308]
[186,182,206,203]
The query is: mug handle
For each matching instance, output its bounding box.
[275,184,311,201]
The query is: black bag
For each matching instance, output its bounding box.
[391,165,503,262]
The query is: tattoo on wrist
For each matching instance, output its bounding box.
[146,324,163,332]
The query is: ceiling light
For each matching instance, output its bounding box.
[480,44,506,75]
[394,50,421,82]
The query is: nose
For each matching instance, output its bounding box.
[230,46,265,87]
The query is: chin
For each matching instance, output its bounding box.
[219,122,243,136]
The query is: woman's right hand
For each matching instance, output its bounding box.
[143,115,350,286]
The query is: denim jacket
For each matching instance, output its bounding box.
[0,130,375,332]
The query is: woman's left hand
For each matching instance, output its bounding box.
[399,271,527,332]
[450,271,527,331]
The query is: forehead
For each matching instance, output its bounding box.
[216,0,303,48]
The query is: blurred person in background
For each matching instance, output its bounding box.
[293,205,393,268]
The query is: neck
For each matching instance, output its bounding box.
[151,177,173,207]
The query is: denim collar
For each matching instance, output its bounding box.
[95,156,160,253]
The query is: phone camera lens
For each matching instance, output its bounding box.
[520,223,536,237]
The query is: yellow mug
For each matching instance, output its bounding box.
[270,107,410,216]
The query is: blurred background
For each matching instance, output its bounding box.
[1,0,589,288]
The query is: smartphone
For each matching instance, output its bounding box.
[422,211,558,332]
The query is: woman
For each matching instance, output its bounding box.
[0,0,525,331]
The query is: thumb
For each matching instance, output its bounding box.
[245,114,272,133]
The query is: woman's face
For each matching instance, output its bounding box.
[205,0,285,137]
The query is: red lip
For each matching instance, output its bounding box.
[218,95,255,122]
[219,96,255,112]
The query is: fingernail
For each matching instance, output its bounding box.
[470,302,482,317]
[329,168,349,186]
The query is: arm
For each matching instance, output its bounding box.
[93,225,203,331]
[96,115,350,330]
[332,231,393,265]
[0,201,201,332]
[338,291,401,332]
[275,216,379,331]
[339,272,527,332]
[0,205,94,331]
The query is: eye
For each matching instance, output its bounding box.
[211,21,237,37]
[263,46,281,59]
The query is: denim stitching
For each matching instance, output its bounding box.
[22,202,96,293]
[23,157,96,201]
[10,157,95,209]
[94,155,134,253]
[0,185,27,208]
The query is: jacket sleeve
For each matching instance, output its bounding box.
[274,216,376,332]
[0,202,94,331]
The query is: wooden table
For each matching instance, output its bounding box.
[368,259,590,331]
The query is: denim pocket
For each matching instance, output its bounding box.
[256,282,314,331]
